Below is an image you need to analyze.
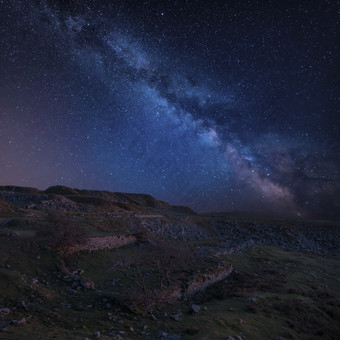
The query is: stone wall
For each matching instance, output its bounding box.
[66,234,136,253]
[184,264,233,297]
[165,264,233,302]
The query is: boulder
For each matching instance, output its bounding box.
[0,308,10,315]
[191,304,200,314]
[171,314,182,322]
[93,330,100,338]
[158,331,168,338]
[80,281,95,289]
[17,317,26,325]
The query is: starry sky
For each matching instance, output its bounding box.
[1,0,339,219]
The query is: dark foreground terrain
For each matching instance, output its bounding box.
[0,185,339,339]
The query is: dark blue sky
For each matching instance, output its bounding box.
[1,0,339,219]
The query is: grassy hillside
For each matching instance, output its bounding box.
[0,186,339,339]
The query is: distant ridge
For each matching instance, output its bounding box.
[0,185,196,215]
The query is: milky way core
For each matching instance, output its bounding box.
[1,1,339,219]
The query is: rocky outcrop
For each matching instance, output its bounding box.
[211,220,340,254]
[139,217,210,240]
[0,191,48,207]
[41,196,79,210]
[0,186,197,215]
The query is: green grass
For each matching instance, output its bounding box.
[1,216,339,340]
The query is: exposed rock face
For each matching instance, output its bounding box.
[138,217,210,240]
[0,191,48,207]
[40,197,78,210]
[211,220,340,254]
[1,185,339,254]
[0,185,197,215]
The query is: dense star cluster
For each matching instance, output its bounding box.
[1,0,339,219]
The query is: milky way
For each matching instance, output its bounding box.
[1,0,339,219]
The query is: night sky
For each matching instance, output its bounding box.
[1,0,339,219]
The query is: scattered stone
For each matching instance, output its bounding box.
[158,331,168,338]
[80,281,95,289]
[129,326,134,332]
[21,301,28,310]
[72,269,84,276]
[191,304,200,314]
[17,317,26,325]
[111,279,120,286]
[31,279,38,285]
[93,330,100,338]
[171,314,182,322]
[5,264,11,269]
[0,308,10,315]
[0,229,19,237]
